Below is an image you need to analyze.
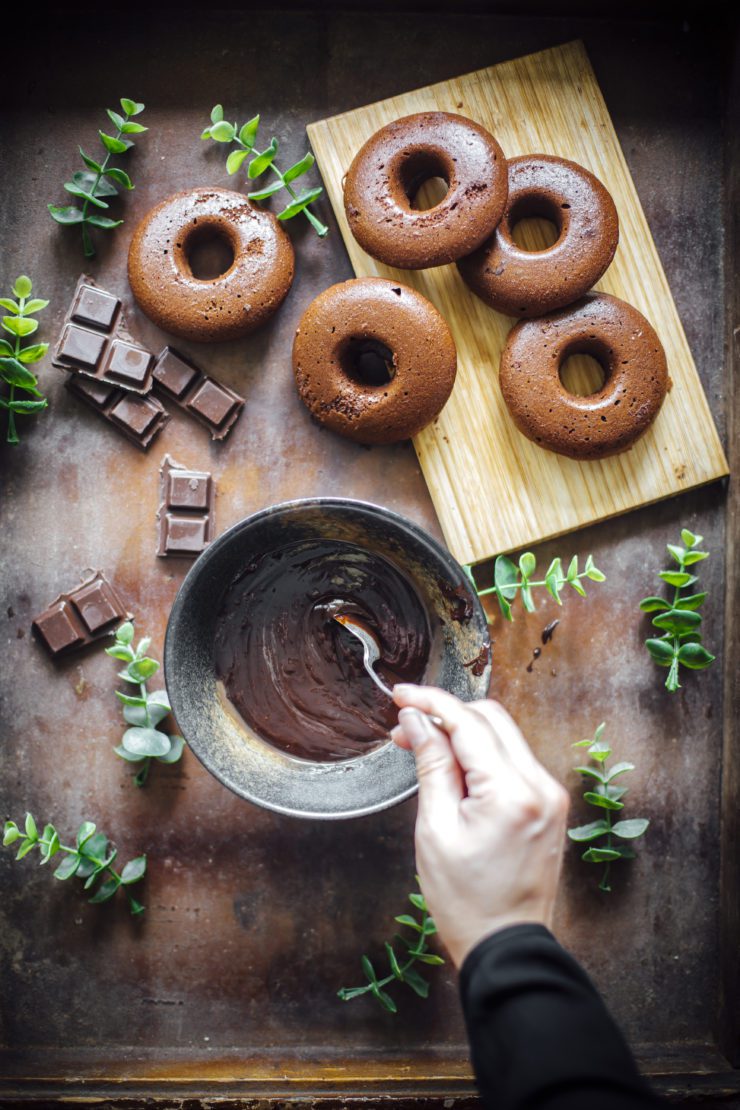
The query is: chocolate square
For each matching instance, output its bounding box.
[110,394,159,437]
[57,324,107,370]
[167,471,212,511]
[71,284,119,331]
[72,580,120,634]
[104,339,153,387]
[68,375,117,407]
[161,513,209,555]
[153,348,199,399]
[188,380,238,427]
[33,602,83,654]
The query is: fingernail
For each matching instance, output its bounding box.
[398,707,432,749]
[393,683,415,698]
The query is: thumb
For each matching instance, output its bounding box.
[397,708,463,823]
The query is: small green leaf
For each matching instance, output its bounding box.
[283,152,315,183]
[682,550,709,565]
[107,108,125,130]
[611,818,650,839]
[48,204,84,225]
[128,896,146,916]
[337,985,372,1001]
[24,813,38,840]
[120,98,145,116]
[13,276,32,299]
[652,608,702,635]
[394,914,422,931]
[79,146,103,172]
[566,555,579,581]
[422,918,437,936]
[247,179,285,201]
[89,876,120,904]
[3,821,20,846]
[157,735,185,763]
[115,692,147,707]
[361,955,377,983]
[417,953,445,966]
[403,966,429,998]
[121,855,147,884]
[226,149,250,175]
[494,554,518,600]
[200,128,212,141]
[54,853,81,880]
[520,582,535,612]
[15,839,36,860]
[518,552,536,580]
[408,892,425,911]
[569,578,587,598]
[659,570,697,589]
[276,186,323,220]
[63,182,109,208]
[122,727,171,758]
[0,299,20,313]
[121,121,147,134]
[372,985,398,1013]
[210,120,236,143]
[210,104,224,124]
[239,115,260,148]
[22,299,49,315]
[583,792,624,811]
[76,821,96,848]
[128,657,159,681]
[639,596,671,612]
[567,819,610,842]
[3,316,38,337]
[677,642,715,670]
[7,399,48,415]
[680,528,700,548]
[604,761,635,781]
[84,214,124,229]
[678,592,707,611]
[385,942,403,979]
[116,622,134,645]
[248,138,278,178]
[582,847,622,863]
[496,592,513,621]
[666,543,686,565]
[573,765,605,783]
[105,167,134,189]
[81,832,108,860]
[99,131,128,154]
[114,744,146,763]
[645,638,676,666]
[106,646,134,661]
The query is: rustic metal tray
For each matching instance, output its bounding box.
[1,7,737,1107]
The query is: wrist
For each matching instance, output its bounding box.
[448,914,553,969]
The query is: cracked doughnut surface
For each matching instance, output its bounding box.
[127,187,295,342]
[343,112,508,269]
[499,292,669,460]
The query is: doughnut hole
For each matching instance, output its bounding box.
[559,341,609,397]
[507,193,563,252]
[339,337,397,387]
[398,150,451,211]
[183,221,236,280]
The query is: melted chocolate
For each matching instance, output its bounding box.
[214,539,431,762]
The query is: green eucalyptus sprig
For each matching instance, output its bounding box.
[567,723,649,893]
[49,98,147,258]
[3,813,146,915]
[0,275,49,445]
[465,551,605,622]
[640,529,714,692]
[106,622,185,787]
[201,105,328,238]
[338,879,444,1014]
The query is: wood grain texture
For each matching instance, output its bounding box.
[308,40,729,566]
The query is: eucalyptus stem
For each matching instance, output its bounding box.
[466,551,605,622]
[79,115,127,257]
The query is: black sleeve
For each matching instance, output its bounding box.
[458,923,661,1110]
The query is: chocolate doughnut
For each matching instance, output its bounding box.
[127,187,295,342]
[499,293,668,460]
[343,112,508,269]
[458,155,619,317]
[292,277,457,444]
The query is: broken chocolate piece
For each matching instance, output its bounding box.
[53,274,155,395]
[152,347,244,440]
[157,454,215,558]
[65,372,169,451]
[32,570,132,659]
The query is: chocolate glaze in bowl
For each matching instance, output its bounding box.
[165,498,491,819]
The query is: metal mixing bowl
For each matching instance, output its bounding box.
[164,498,491,819]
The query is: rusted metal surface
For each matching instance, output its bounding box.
[0,8,736,1106]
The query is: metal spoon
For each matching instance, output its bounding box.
[333,613,444,729]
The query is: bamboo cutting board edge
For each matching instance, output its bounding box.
[308,40,729,566]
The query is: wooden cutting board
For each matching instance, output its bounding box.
[307,40,729,566]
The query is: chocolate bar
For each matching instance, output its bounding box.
[151,347,244,441]
[52,275,155,394]
[32,570,132,658]
[157,454,215,557]
[65,373,169,451]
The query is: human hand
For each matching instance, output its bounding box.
[391,685,569,969]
